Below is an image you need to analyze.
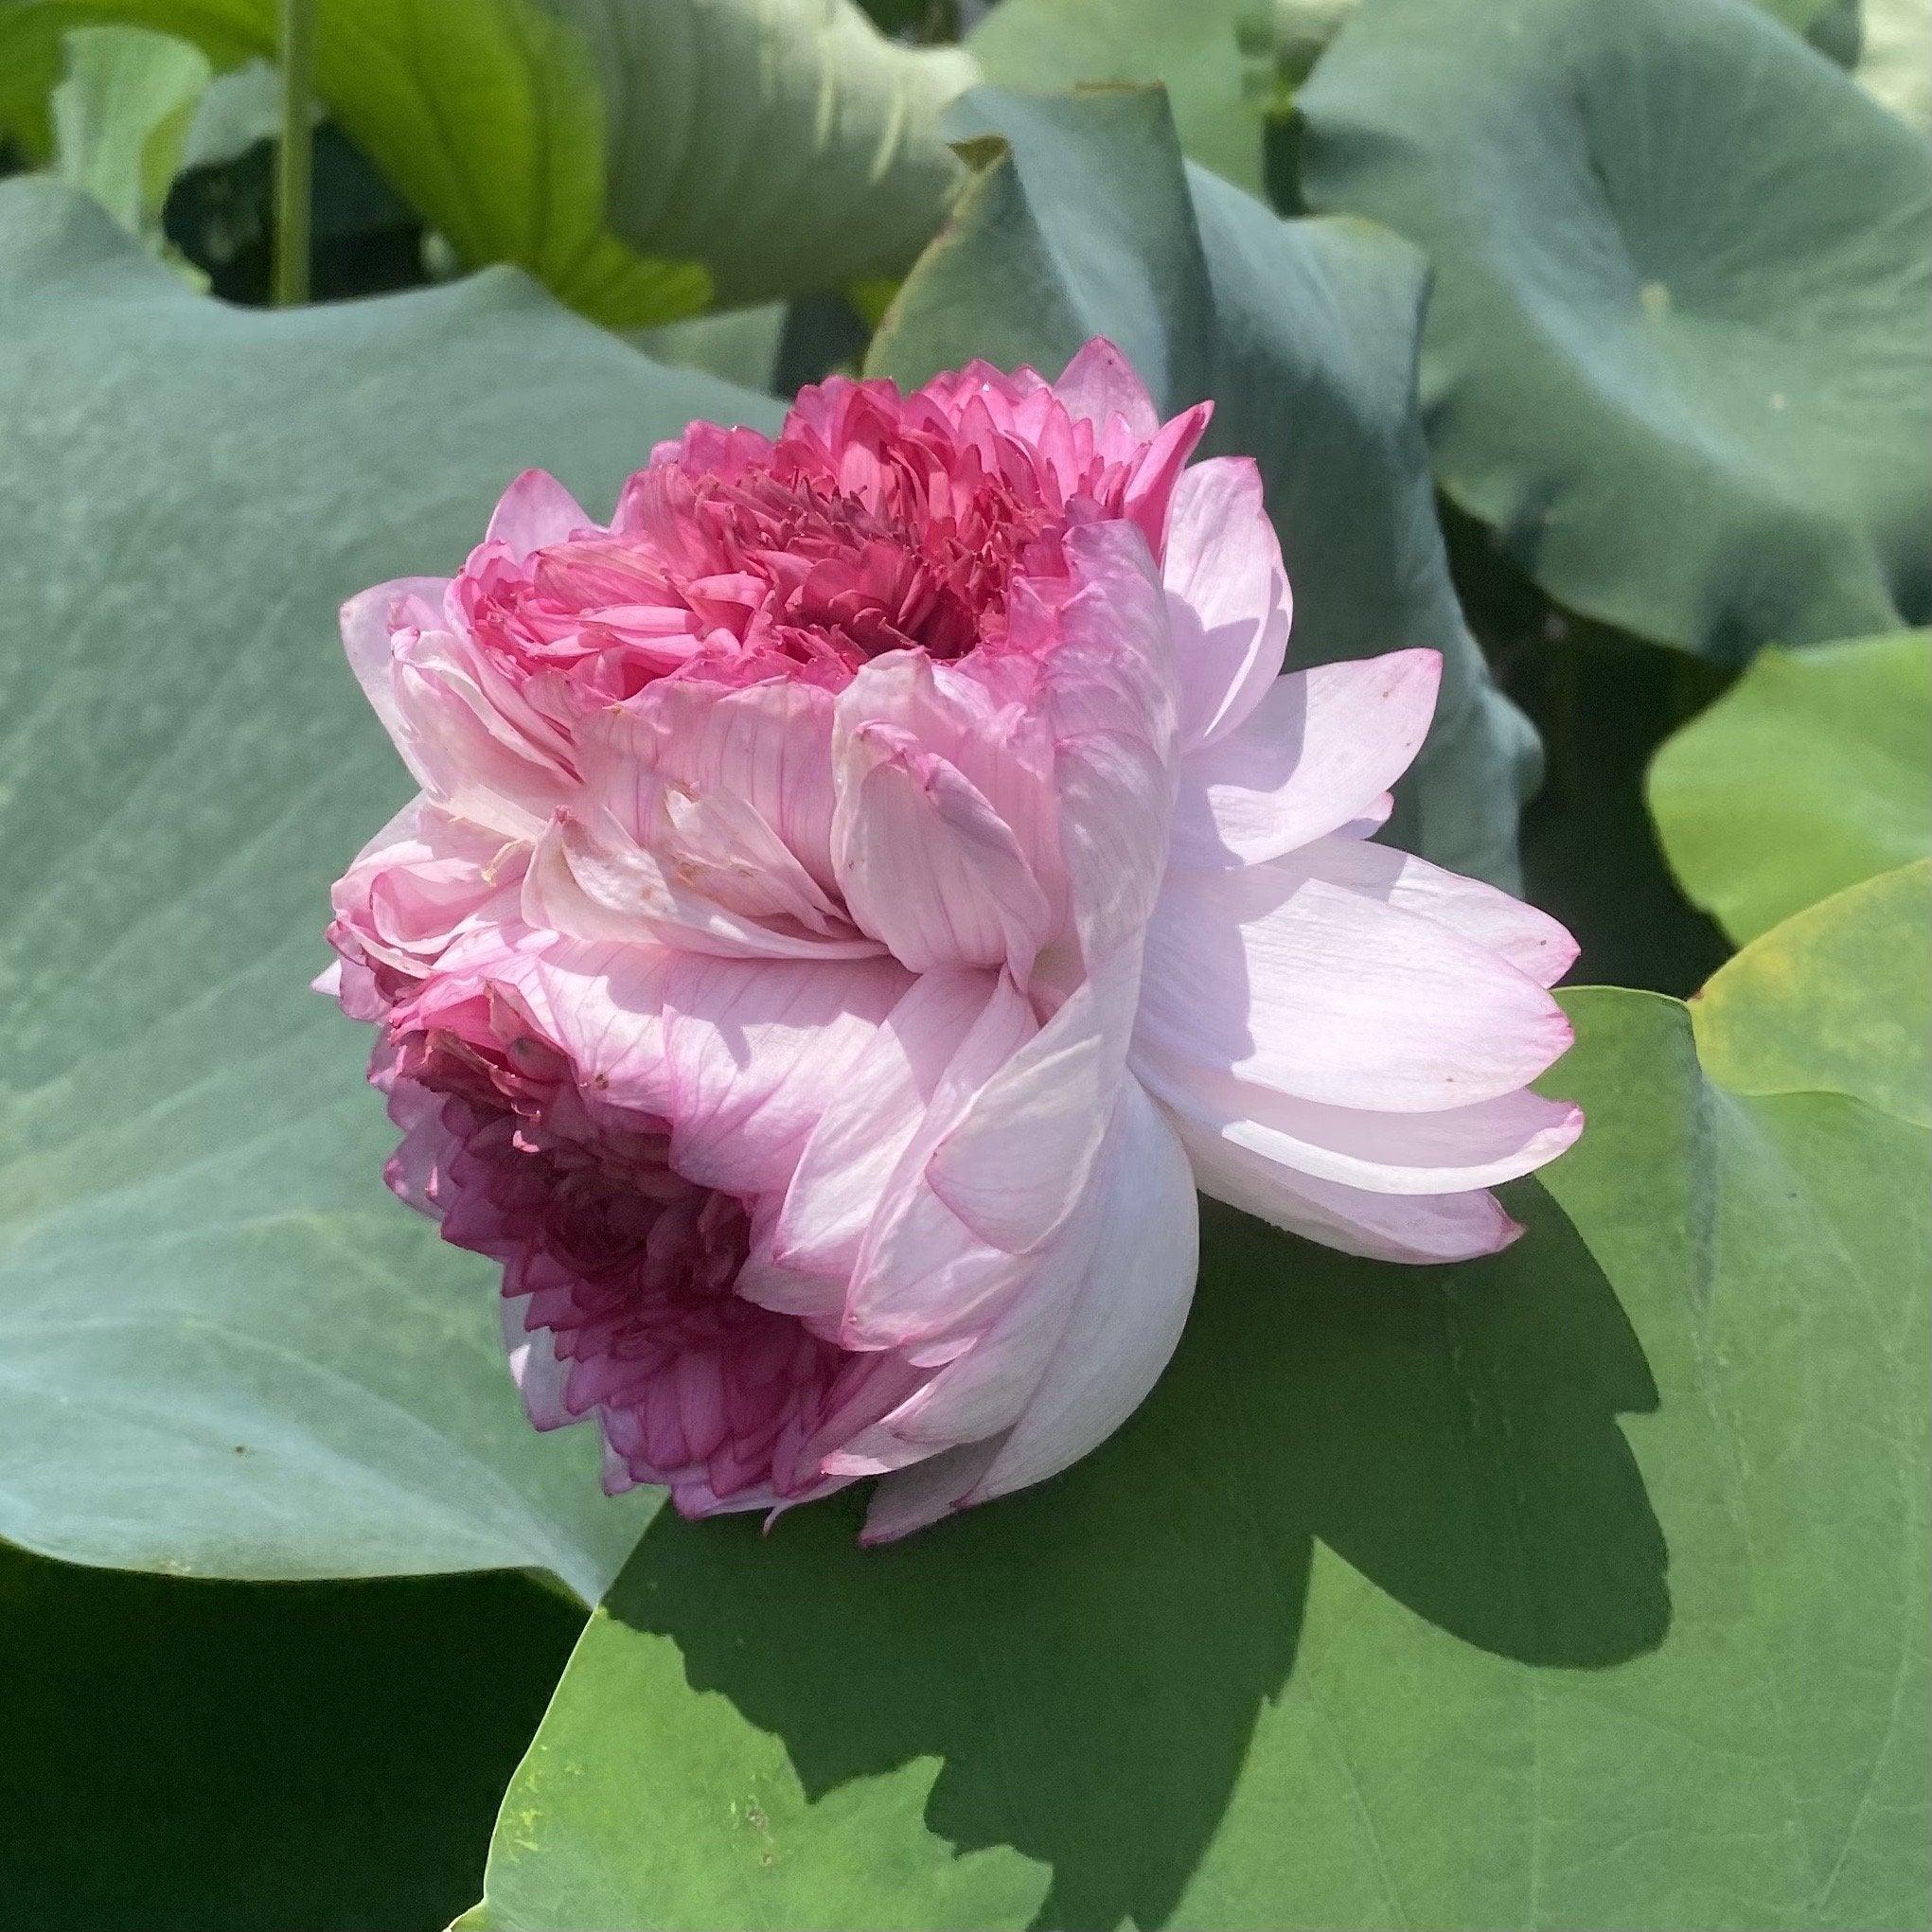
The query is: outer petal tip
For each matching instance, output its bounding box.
[486,468,595,558]
[1053,335,1161,439]
[1478,1202,1529,1257]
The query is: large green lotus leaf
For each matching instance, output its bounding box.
[1649,629,1931,945]
[0,1546,581,1932]
[0,180,790,1598]
[870,86,1538,888]
[1298,0,1932,663]
[0,0,981,319]
[464,866,1928,1930]
[966,0,1278,195]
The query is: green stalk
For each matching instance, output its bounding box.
[271,0,314,306]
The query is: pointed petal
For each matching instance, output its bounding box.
[655,951,913,1195]
[485,469,595,560]
[1122,401,1212,556]
[1163,456,1292,749]
[502,1293,578,1429]
[1169,651,1442,869]
[1052,336,1161,445]
[1287,834,1579,987]
[839,975,1042,1350]
[874,1080,1198,1535]
[524,805,881,962]
[1172,1112,1524,1263]
[1038,522,1182,955]
[620,673,839,895]
[965,1083,1196,1502]
[1149,1052,1585,1195]
[922,941,1143,1253]
[504,941,911,1196]
[860,1437,1005,1545]
[385,626,576,840]
[835,653,1067,929]
[1138,860,1573,1112]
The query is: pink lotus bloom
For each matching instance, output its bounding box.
[322,342,1581,1539]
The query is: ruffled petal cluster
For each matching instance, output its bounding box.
[323,340,1580,1537]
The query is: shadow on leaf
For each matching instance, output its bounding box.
[611,1182,1666,1930]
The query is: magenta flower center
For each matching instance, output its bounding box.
[449,384,1162,705]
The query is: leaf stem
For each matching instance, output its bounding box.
[272,0,314,306]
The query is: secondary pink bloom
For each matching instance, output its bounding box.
[323,341,1581,1538]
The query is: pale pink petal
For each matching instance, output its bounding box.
[387,626,576,840]
[838,975,1042,1351]
[831,721,1054,974]
[1031,522,1180,955]
[505,941,912,1196]
[1169,1112,1524,1263]
[618,674,840,895]
[922,940,1143,1253]
[858,1438,1005,1544]
[330,797,523,970]
[529,703,860,956]
[1051,336,1161,447]
[862,1079,1197,1539]
[381,1073,454,1214]
[827,1176,1111,1477]
[523,805,882,962]
[1340,794,1395,839]
[502,1293,577,1429]
[1162,456,1292,750]
[1146,1057,1585,1195]
[663,788,851,934]
[485,469,595,561]
[340,576,451,754]
[1284,833,1579,987]
[1168,651,1441,870]
[753,970,1003,1303]
[836,653,1066,928]
[963,1083,1196,1502]
[1137,860,1573,1113]
[655,951,913,1195]
[835,947,1147,1357]
[464,936,673,1112]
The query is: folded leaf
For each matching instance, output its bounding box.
[870,85,1539,887]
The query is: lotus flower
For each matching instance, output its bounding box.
[321,342,1581,1538]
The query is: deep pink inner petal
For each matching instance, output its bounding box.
[450,372,1199,713]
[386,1007,907,1513]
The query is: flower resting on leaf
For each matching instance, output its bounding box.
[320,341,1582,1541]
